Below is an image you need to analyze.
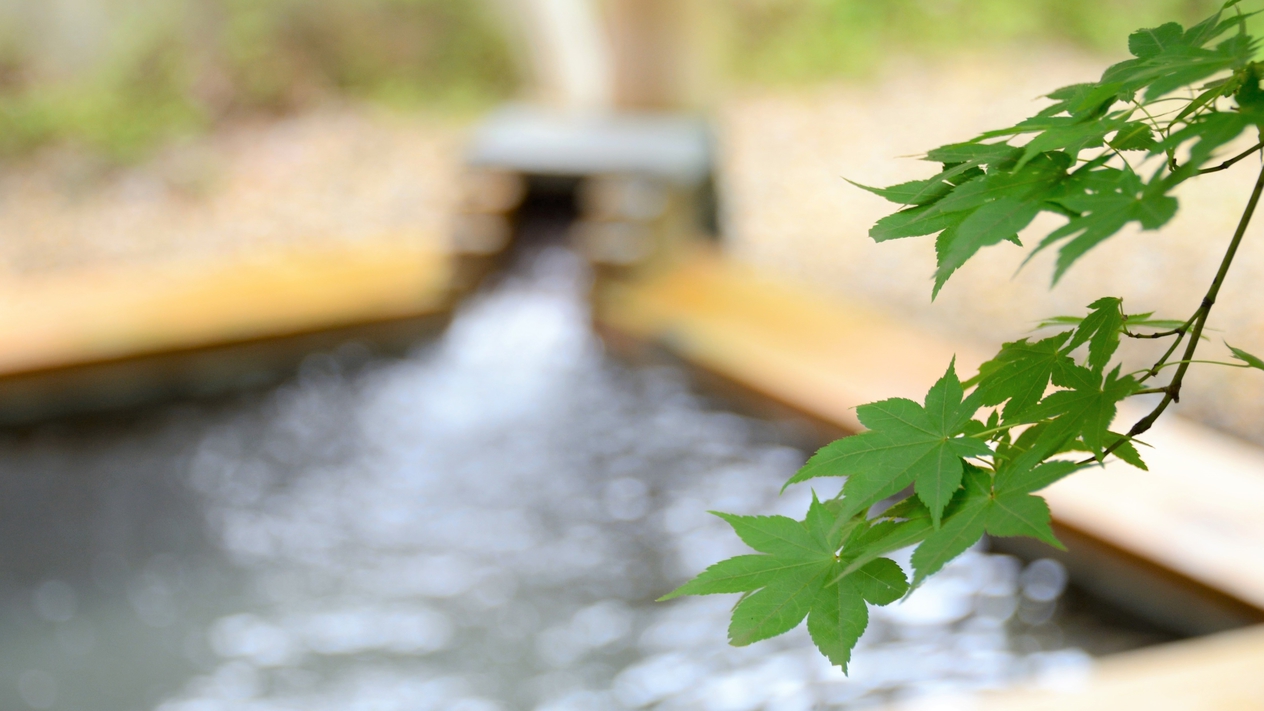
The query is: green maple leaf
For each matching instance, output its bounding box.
[805,492,861,552]
[870,203,969,242]
[850,557,911,604]
[926,153,1074,293]
[910,465,1064,585]
[1063,432,1149,470]
[831,502,934,582]
[1154,112,1254,182]
[973,332,1077,419]
[846,160,982,206]
[658,553,825,599]
[924,142,1021,165]
[1038,82,1123,122]
[1144,36,1255,101]
[1020,366,1141,464]
[1184,2,1250,48]
[1228,342,1264,371]
[1066,297,1125,372]
[807,555,910,670]
[848,177,955,206]
[994,459,1086,497]
[655,511,835,607]
[1036,169,1179,283]
[807,577,869,671]
[1104,25,1255,102]
[728,559,833,646]
[661,498,908,671]
[941,152,1071,211]
[868,149,1065,263]
[1122,312,1187,331]
[984,115,1127,170]
[1128,22,1185,59]
[1109,122,1158,151]
[1108,436,1150,470]
[933,197,1041,296]
[1174,78,1240,124]
[787,361,989,527]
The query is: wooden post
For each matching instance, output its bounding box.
[501,0,695,112]
[605,0,685,110]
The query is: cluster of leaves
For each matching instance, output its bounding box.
[854,0,1260,293]
[663,1,1264,671]
[660,304,1139,670]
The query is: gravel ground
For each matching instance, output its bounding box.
[0,107,463,275]
[718,49,1264,446]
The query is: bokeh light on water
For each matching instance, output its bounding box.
[0,247,1095,711]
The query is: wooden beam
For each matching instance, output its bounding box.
[595,249,987,432]
[0,242,454,420]
[965,623,1264,710]
[0,243,451,374]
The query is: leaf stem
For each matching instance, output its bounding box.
[1197,140,1264,174]
[1146,358,1251,374]
[1137,321,1193,384]
[967,421,1045,439]
[1132,99,1166,136]
[1107,161,1264,457]
[1122,321,1190,339]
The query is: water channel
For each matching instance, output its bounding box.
[0,211,1176,711]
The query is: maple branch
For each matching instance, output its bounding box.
[1197,140,1264,174]
[1123,327,1182,339]
[1122,314,1195,340]
[1105,161,1264,457]
[1137,323,1193,384]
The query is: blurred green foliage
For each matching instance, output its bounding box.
[0,0,518,161]
[216,0,518,111]
[711,0,1231,84]
[0,0,1248,161]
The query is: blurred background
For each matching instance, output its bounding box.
[1,1,1263,710]
[0,0,1234,157]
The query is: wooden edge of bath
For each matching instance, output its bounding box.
[0,241,457,421]
[592,248,1264,617]
[961,623,1264,710]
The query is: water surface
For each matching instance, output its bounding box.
[1,247,1121,711]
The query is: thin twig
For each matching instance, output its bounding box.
[1102,161,1264,460]
[1122,326,1185,339]
[1198,141,1264,174]
[1136,313,1198,384]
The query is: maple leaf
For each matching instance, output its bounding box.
[1020,366,1142,464]
[1067,297,1125,372]
[787,362,989,526]
[1228,342,1264,371]
[660,498,908,671]
[910,465,1066,585]
[974,332,1077,419]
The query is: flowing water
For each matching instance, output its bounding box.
[0,243,1170,711]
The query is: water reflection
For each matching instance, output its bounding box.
[0,248,1097,711]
